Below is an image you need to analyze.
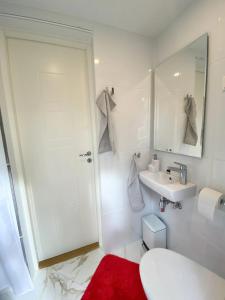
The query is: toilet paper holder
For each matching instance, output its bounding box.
[199,188,225,208]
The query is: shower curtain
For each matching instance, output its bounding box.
[0,125,33,295]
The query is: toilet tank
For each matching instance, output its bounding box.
[142,214,166,249]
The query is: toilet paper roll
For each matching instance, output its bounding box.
[198,187,224,220]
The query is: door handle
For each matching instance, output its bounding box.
[79,151,92,157]
[87,158,92,163]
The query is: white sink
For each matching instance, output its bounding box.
[139,170,196,202]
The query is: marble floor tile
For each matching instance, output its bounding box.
[40,248,105,300]
[109,240,146,263]
[10,240,145,300]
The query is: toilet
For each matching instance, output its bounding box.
[140,248,225,300]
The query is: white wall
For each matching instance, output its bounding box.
[149,0,225,278]
[93,24,154,251]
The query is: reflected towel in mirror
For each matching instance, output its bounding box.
[183,94,198,146]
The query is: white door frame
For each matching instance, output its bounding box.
[0,14,102,278]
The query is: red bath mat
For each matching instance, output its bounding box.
[82,254,147,300]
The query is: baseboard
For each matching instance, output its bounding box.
[39,242,99,269]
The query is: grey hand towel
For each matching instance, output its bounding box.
[96,89,116,154]
[127,154,145,212]
[183,94,198,146]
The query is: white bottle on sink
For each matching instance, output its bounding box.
[148,154,160,173]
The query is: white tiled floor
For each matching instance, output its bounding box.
[10,240,145,300]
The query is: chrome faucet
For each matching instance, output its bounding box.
[167,162,187,185]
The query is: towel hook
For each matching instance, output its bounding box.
[220,198,225,207]
[185,93,193,99]
[135,152,141,158]
[106,86,114,96]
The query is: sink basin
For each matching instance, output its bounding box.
[139,170,196,202]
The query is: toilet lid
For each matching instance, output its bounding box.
[140,248,225,300]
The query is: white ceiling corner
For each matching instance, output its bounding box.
[0,0,195,37]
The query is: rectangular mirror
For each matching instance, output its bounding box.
[154,34,208,158]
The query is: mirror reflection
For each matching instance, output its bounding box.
[154,34,208,158]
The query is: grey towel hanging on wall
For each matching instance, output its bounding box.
[127,154,145,212]
[96,89,116,154]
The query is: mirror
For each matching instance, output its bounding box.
[154,34,208,158]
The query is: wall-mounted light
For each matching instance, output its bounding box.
[94,58,100,65]
[173,72,181,77]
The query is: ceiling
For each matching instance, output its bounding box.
[1,0,195,37]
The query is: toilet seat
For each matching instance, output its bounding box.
[140,248,225,300]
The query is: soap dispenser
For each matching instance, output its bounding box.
[148,154,160,173]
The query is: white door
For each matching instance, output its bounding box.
[7,38,98,261]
